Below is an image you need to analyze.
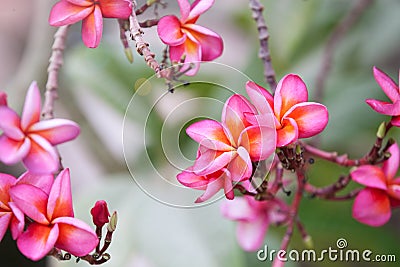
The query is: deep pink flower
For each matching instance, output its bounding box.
[9,169,98,261]
[49,0,132,48]
[221,195,288,251]
[0,172,53,242]
[351,143,400,226]
[90,200,110,228]
[157,0,223,75]
[0,82,80,174]
[177,95,276,203]
[246,75,329,147]
[366,66,400,127]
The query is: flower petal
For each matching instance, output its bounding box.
[23,134,59,174]
[238,125,276,161]
[352,188,391,227]
[383,143,399,180]
[179,33,202,76]
[186,0,214,23]
[192,149,235,175]
[373,66,399,103]
[391,115,400,127]
[99,0,132,18]
[365,99,400,116]
[29,119,80,145]
[0,135,31,165]
[0,173,16,209]
[245,81,274,115]
[186,119,233,151]
[388,183,400,201]
[350,165,387,190]
[177,168,209,190]
[17,223,59,261]
[220,196,258,221]
[52,217,98,256]
[16,172,54,195]
[276,117,298,147]
[81,5,103,48]
[21,82,41,131]
[47,169,74,220]
[9,184,49,224]
[284,102,329,139]
[184,24,223,61]
[0,106,24,140]
[49,1,93,26]
[9,202,25,240]
[157,16,186,46]
[195,176,224,203]
[274,74,308,119]
[222,94,256,143]
[0,212,12,241]
[237,216,269,251]
[177,0,191,22]
[228,147,252,182]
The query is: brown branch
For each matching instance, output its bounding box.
[42,25,69,120]
[304,175,351,197]
[248,0,277,92]
[314,0,374,102]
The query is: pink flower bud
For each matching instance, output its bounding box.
[0,91,7,106]
[90,200,110,228]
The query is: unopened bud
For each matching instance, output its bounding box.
[147,0,158,5]
[295,144,302,155]
[376,122,386,139]
[303,235,314,249]
[124,47,134,63]
[91,200,110,228]
[0,91,7,106]
[107,211,118,232]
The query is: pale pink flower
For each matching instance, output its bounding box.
[351,143,400,227]
[157,0,223,75]
[0,82,80,174]
[49,0,132,48]
[9,169,98,261]
[0,172,53,242]
[246,75,329,147]
[221,195,288,251]
[366,66,400,127]
[177,94,276,203]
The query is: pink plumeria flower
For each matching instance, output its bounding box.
[221,195,288,251]
[0,172,53,242]
[351,143,400,227]
[246,75,329,147]
[49,0,132,48]
[157,0,223,75]
[366,66,400,127]
[177,95,276,203]
[9,168,98,261]
[0,82,80,174]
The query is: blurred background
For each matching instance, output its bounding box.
[0,0,399,266]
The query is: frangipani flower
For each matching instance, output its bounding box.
[9,169,98,261]
[0,172,53,242]
[49,0,132,48]
[221,195,288,251]
[366,66,400,127]
[0,82,80,174]
[177,95,276,203]
[351,143,400,227]
[246,75,329,147]
[157,0,223,75]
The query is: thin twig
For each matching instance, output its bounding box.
[314,0,374,102]
[248,0,277,92]
[42,25,69,120]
